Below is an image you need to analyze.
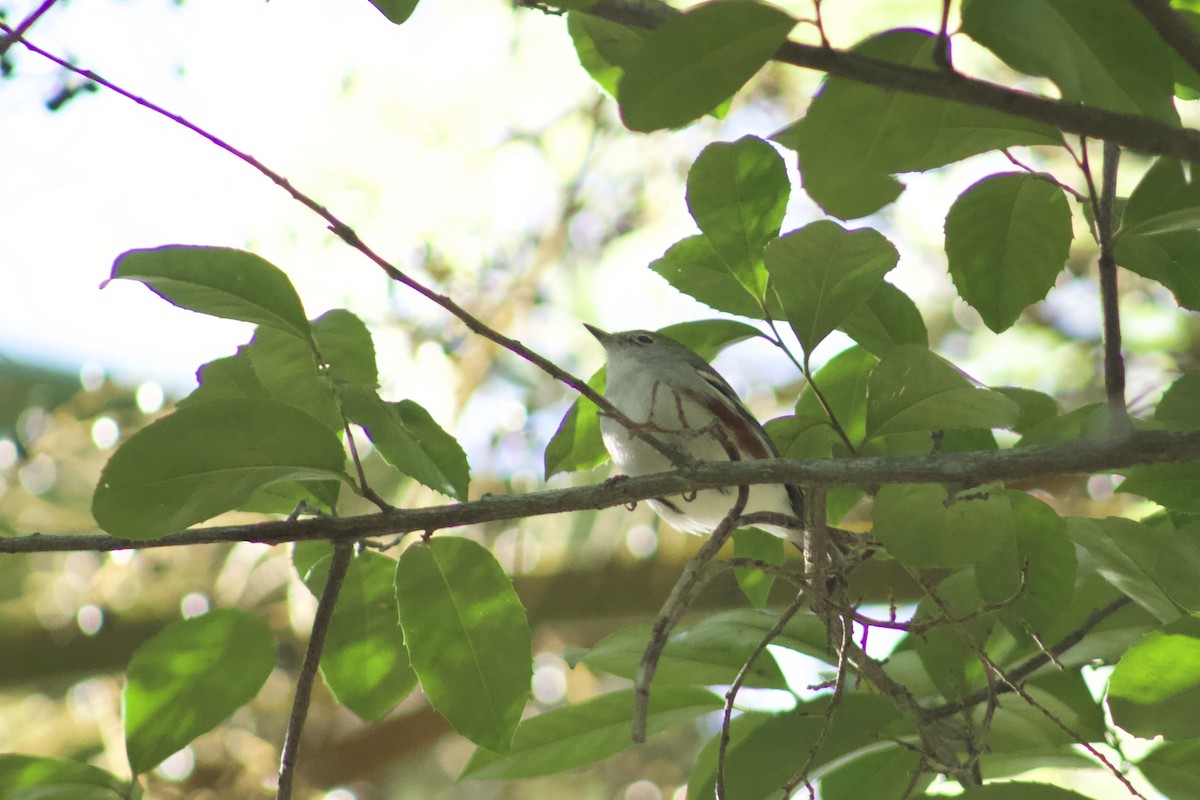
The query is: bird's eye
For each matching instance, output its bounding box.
[633,334,655,345]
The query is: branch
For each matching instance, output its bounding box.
[571,0,1200,162]
[4,429,1200,554]
[277,540,352,800]
[1095,141,1131,430]
[0,0,59,57]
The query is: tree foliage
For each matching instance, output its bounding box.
[5,0,1200,798]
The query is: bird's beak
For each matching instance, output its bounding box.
[584,323,612,344]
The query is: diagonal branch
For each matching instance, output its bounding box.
[1127,0,1200,79]
[4,429,1200,554]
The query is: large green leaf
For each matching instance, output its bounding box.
[765,221,899,353]
[312,309,379,390]
[866,345,1018,438]
[294,542,416,722]
[568,12,652,98]
[950,783,1096,800]
[395,537,531,753]
[1066,517,1200,623]
[247,325,342,431]
[874,484,1013,568]
[688,693,912,800]
[1115,158,1200,310]
[732,526,785,609]
[574,607,831,689]
[460,687,720,779]
[945,173,1074,332]
[342,389,469,500]
[618,1,796,131]
[124,609,275,774]
[1109,616,1200,739]
[545,319,763,477]
[686,135,788,297]
[962,0,1178,124]
[838,281,928,356]
[775,29,1061,219]
[820,746,926,800]
[368,0,418,24]
[650,234,768,318]
[108,245,310,339]
[93,399,349,539]
[1139,739,1200,799]
[0,755,137,800]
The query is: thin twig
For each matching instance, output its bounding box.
[716,589,809,800]
[277,541,353,800]
[0,23,689,470]
[632,484,749,743]
[1096,141,1131,431]
[0,0,59,57]
[1127,0,1200,78]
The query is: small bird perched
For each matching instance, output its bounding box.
[586,325,804,541]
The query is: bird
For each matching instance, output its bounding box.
[585,324,804,541]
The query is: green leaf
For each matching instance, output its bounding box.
[686,135,789,297]
[1156,371,1200,427]
[461,687,720,779]
[1139,739,1200,800]
[367,0,418,24]
[0,755,135,800]
[569,12,652,99]
[617,1,796,131]
[732,527,785,608]
[945,173,1073,332]
[124,609,275,774]
[179,348,268,407]
[650,235,767,318]
[765,221,899,352]
[108,245,310,339]
[93,399,349,539]
[866,345,1019,438]
[546,319,763,476]
[873,483,1013,568]
[312,309,379,390]
[248,325,342,431]
[838,281,928,356]
[1115,158,1200,309]
[578,608,832,689]
[395,537,532,752]
[992,387,1060,435]
[795,346,878,449]
[775,29,1061,219]
[962,0,1178,124]
[343,389,469,500]
[820,745,926,800]
[974,492,1075,634]
[1065,517,1196,623]
[294,542,416,722]
[1109,616,1200,739]
[952,782,1097,800]
[688,693,912,800]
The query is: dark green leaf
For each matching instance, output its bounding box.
[950,782,1096,800]
[395,537,531,752]
[343,389,469,500]
[839,281,928,356]
[1156,372,1200,427]
[1015,402,1112,447]
[124,609,275,774]
[618,1,796,131]
[179,348,268,407]
[962,0,1178,123]
[874,483,1013,568]
[1139,739,1200,800]
[1115,158,1200,309]
[1109,615,1200,739]
[945,173,1073,332]
[93,399,349,539]
[108,245,310,339]
[650,234,767,318]
[820,745,926,800]
[461,687,720,779]
[312,309,379,391]
[248,325,342,431]
[765,221,899,352]
[991,387,1060,435]
[795,345,877,448]
[295,543,416,722]
[776,29,1061,219]
[732,527,785,608]
[0,755,135,800]
[568,12,651,98]
[686,135,788,297]
[866,345,1018,438]
[368,0,418,24]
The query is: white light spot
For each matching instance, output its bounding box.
[109,549,134,565]
[0,439,16,469]
[80,361,106,391]
[136,382,165,414]
[155,747,195,781]
[91,417,120,449]
[625,524,658,559]
[532,661,567,705]
[625,780,662,800]
[322,788,358,800]
[18,454,56,495]
[76,604,104,636]
[1087,474,1114,501]
[181,593,211,618]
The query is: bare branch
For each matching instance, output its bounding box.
[1127,0,1200,79]
[0,0,59,57]
[277,541,352,800]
